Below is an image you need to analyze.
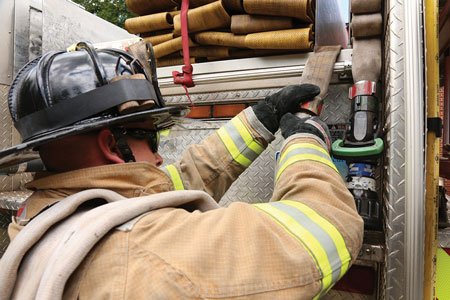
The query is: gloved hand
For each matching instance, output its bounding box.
[280,112,332,152]
[252,84,320,134]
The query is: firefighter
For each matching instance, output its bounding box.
[0,42,363,299]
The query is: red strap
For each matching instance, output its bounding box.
[172,0,195,105]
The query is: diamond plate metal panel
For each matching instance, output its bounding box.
[380,0,430,297]
[220,133,282,206]
[0,191,32,257]
[160,131,218,162]
[164,85,353,115]
[0,190,32,211]
[159,120,224,165]
[0,209,14,257]
[321,84,352,124]
[0,84,13,192]
[164,88,280,106]
[0,86,10,140]
[0,84,34,194]
[382,0,408,299]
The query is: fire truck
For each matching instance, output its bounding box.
[0,0,449,299]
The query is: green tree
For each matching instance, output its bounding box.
[71,0,136,29]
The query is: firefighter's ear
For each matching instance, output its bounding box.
[97,129,125,164]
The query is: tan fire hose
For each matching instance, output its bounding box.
[297,0,383,116]
[350,0,382,82]
[298,45,342,116]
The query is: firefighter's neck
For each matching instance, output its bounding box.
[39,128,162,173]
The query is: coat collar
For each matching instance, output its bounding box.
[23,162,173,219]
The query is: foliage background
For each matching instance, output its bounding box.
[71,0,135,29]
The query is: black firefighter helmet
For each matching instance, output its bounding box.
[0,41,188,168]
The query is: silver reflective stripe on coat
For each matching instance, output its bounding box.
[276,143,338,182]
[217,115,264,168]
[253,200,351,299]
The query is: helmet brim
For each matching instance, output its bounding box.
[0,106,189,169]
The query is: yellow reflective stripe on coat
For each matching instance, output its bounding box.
[217,115,264,167]
[253,200,351,298]
[162,164,185,190]
[276,143,338,181]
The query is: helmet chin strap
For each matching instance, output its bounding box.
[110,126,136,163]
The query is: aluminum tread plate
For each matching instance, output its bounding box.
[220,133,281,206]
[164,85,352,121]
[0,84,34,194]
[0,190,32,210]
[382,0,409,299]
[0,84,35,256]
[164,89,275,106]
[0,84,13,192]
[0,190,32,256]
[0,209,14,257]
[321,85,352,124]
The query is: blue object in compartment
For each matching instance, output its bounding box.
[348,163,375,178]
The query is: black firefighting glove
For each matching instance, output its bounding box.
[252,84,320,134]
[280,112,332,152]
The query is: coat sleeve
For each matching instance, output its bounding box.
[125,132,364,299]
[161,107,274,201]
[252,133,364,298]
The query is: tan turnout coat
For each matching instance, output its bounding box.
[7,108,363,299]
